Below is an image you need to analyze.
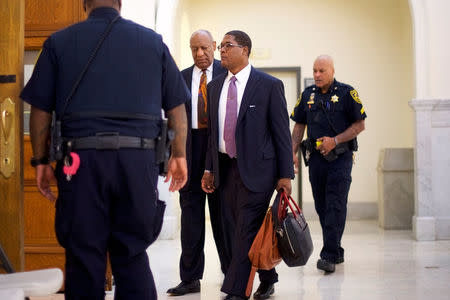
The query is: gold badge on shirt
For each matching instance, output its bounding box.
[307,93,315,105]
[331,95,339,103]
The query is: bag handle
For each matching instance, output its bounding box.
[277,191,303,220]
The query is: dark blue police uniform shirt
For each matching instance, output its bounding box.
[290,79,367,140]
[21,7,189,139]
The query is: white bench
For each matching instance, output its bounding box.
[0,268,63,297]
[0,288,24,300]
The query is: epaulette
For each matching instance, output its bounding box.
[334,80,354,92]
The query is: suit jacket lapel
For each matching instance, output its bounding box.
[183,66,194,113]
[238,67,259,123]
[212,60,220,78]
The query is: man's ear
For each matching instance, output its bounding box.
[212,41,217,51]
[243,46,249,57]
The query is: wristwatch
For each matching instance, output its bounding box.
[30,157,50,167]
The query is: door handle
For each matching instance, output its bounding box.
[0,97,16,178]
[1,109,13,144]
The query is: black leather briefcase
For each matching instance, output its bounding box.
[272,191,313,267]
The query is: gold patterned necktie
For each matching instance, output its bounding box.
[197,70,208,128]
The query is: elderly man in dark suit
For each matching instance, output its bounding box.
[167,30,228,296]
[201,30,294,300]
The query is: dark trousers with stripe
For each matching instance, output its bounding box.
[219,153,278,298]
[309,151,353,263]
[55,149,160,300]
[179,129,228,281]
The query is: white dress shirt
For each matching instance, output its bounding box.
[218,63,252,154]
[191,64,213,129]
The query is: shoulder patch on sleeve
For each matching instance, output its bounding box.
[294,92,302,108]
[350,89,362,104]
[291,93,303,117]
[34,49,43,65]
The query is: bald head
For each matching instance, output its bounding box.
[313,55,335,93]
[190,30,214,42]
[190,30,216,70]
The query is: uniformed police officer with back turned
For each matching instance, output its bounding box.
[291,55,366,274]
[20,0,190,299]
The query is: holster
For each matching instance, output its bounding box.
[155,119,175,176]
[299,139,314,166]
[349,138,358,151]
[49,111,64,162]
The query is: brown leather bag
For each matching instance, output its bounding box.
[246,209,282,297]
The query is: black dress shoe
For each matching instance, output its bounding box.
[253,282,275,299]
[225,295,247,300]
[166,280,200,296]
[317,258,335,273]
[336,256,344,264]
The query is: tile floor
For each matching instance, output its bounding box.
[30,220,450,300]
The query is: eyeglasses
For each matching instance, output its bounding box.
[217,43,243,51]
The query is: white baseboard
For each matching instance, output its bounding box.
[302,202,378,220]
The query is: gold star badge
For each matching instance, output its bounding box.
[331,95,339,103]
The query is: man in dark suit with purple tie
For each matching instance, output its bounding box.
[201,30,294,300]
[167,30,228,296]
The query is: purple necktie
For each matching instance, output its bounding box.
[224,76,237,158]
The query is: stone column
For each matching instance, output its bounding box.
[409,0,450,240]
[409,99,450,240]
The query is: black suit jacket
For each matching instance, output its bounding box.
[181,60,226,190]
[205,67,294,193]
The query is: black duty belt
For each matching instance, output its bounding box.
[67,134,155,150]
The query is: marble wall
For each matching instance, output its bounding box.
[409,99,450,240]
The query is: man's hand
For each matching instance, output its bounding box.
[36,164,57,202]
[317,136,336,156]
[291,123,305,174]
[165,156,188,192]
[201,172,215,193]
[293,152,299,174]
[276,178,292,196]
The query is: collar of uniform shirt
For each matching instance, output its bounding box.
[88,7,119,19]
[320,78,338,94]
[225,63,252,87]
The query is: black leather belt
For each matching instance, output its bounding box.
[219,152,236,159]
[67,134,155,150]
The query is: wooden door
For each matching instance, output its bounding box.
[0,0,25,272]
[25,0,86,50]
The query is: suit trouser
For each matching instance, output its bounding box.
[308,151,353,263]
[179,129,228,281]
[219,154,278,298]
[55,149,160,300]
